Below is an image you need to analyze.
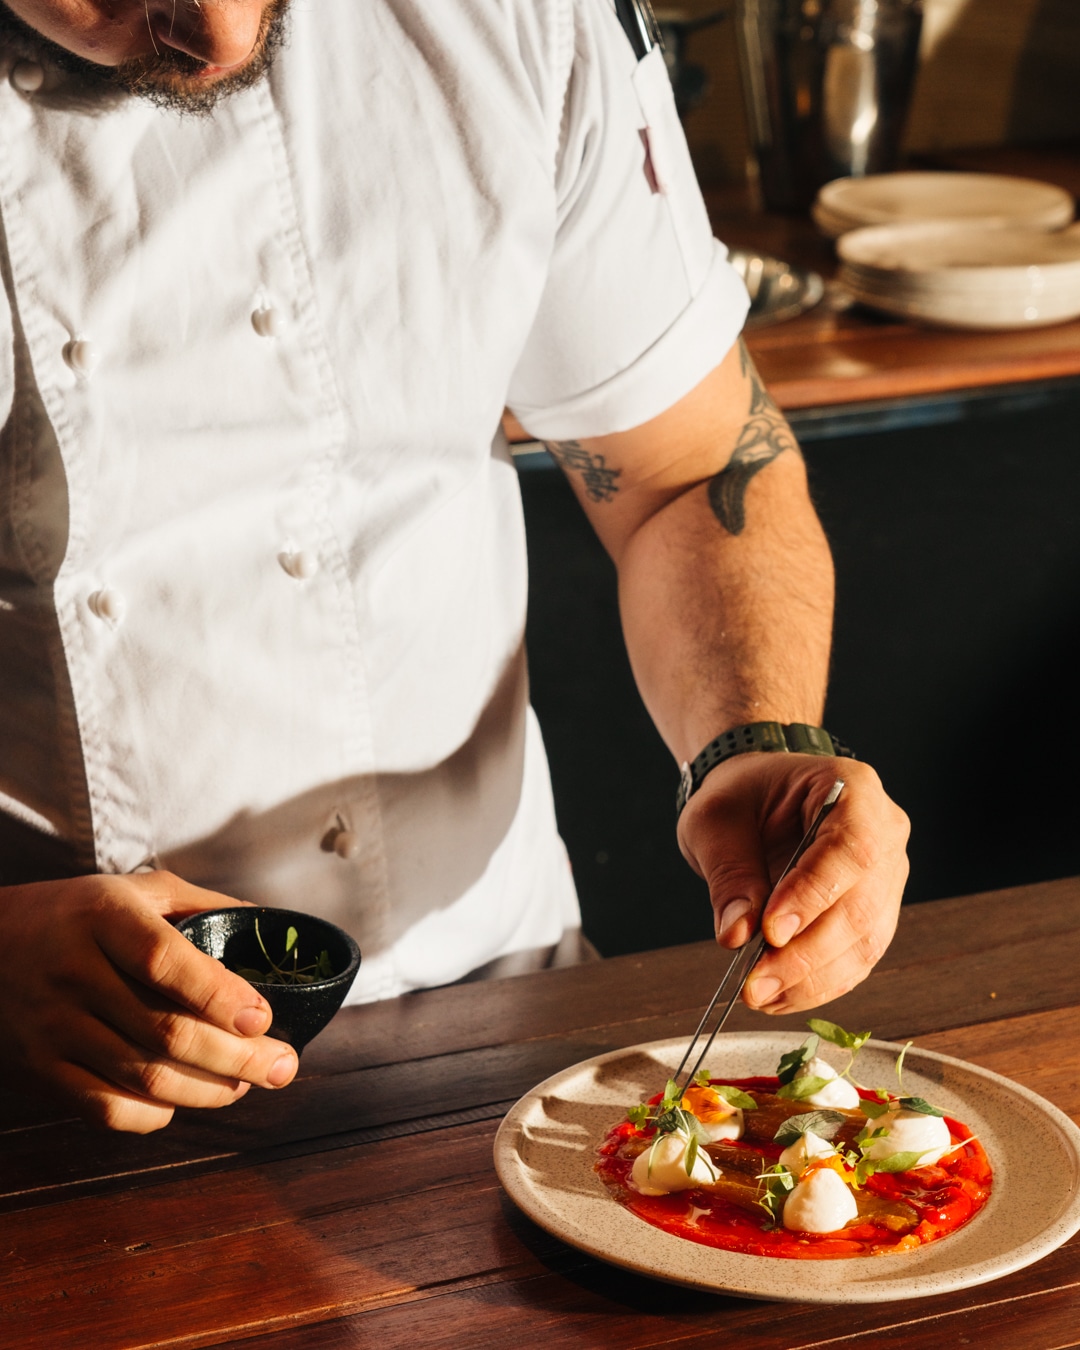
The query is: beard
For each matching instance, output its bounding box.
[0,1,291,115]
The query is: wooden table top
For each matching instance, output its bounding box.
[3,875,1079,1348]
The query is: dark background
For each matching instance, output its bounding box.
[520,383,1080,957]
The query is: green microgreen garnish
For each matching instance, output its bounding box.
[870,1150,927,1174]
[807,1018,872,1054]
[895,1039,913,1087]
[776,1074,833,1102]
[684,1133,700,1177]
[773,1110,846,1148]
[713,1084,757,1110]
[776,1034,819,1085]
[898,1096,946,1117]
[626,1073,755,1138]
[860,1096,892,1120]
[855,1041,944,1118]
[755,1163,796,1226]
[233,919,336,986]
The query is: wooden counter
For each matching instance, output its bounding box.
[2,877,1079,1347]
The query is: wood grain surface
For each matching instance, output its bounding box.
[2,877,1078,1349]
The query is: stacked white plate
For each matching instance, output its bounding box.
[813,172,1075,238]
[837,221,1080,329]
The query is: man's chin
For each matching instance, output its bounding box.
[112,43,282,115]
[0,0,290,114]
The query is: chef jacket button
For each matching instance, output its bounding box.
[252,306,287,338]
[334,830,360,861]
[87,588,125,626]
[64,339,100,377]
[278,548,319,580]
[11,61,45,93]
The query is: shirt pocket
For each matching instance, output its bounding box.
[631,46,715,294]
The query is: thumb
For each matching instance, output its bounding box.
[137,870,256,921]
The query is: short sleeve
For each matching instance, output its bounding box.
[507,0,750,441]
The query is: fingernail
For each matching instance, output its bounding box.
[770,913,800,947]
[717,897,752,942]
[234,1004,271,1037]
[748,976,782,1007]
[268,1052,298,1088]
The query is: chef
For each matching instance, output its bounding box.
[0,0,909,1132]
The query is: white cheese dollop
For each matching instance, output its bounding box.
[793,1056,861,1109]
[778,1129,838,1178]
[630,1132,719,1196]
[782,1165,858,1233]
[696,1107,744,1143]
[863,1107,952,1166]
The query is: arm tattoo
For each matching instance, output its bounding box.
[544,440,622,504]
[707,340,800,536]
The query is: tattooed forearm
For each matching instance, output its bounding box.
[544,440,622,504]
[708,341,800,535]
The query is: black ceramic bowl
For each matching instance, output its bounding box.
[176,907,361,1052]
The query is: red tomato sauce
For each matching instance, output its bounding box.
[595,1077,992,1260]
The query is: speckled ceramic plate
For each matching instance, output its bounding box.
[494,1033,1080,1302]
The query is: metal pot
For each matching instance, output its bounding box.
[737,0,923,211]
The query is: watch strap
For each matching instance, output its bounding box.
[676,721,854,816]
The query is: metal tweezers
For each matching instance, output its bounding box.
[668,779,846,1095]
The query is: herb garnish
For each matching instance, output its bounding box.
[628,1075,756,1135]
[776,1074,832,1102]
[898,1096,946,1118]
[774,1021,872,1102]
[772,1110,847,1148]
[233,919,336,986]
[808,1018,872,1054]
[627,1074,756,1180]
[755,1163,795,1225]
[777,1034,819,1085]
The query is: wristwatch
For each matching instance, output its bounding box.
[676,721,854,816]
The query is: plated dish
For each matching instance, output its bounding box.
[594,1022,992,1260]
[494,1032,1080,1301]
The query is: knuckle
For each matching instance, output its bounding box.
[154,1009,199,1061]
[778,942,816,989]
[133,1057,173,1100]
[834,826,882,876]
[139,931,182,988]
[837,890,887,951]
[785,867,837,920]
[231,1040,269,1084]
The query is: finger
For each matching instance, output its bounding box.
[83,971,299,1089]
[679,799,773,950]
[56,1011,260,1110]
[89,877,274,1039]
[745,874,901,1012]
[50,1059,178,1134]
[760,780,907,950]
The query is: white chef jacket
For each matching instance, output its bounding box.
[0,0,749,1002]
